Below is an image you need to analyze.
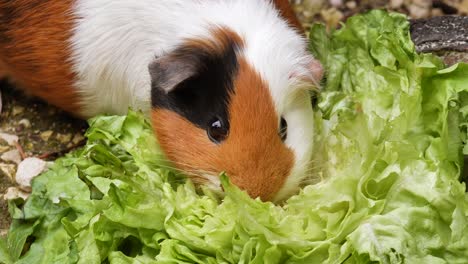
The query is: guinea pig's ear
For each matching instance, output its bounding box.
[290,56,324,88]
[307,58,324,82]
[148,53,200,94]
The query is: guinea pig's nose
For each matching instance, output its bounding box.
[230,178,272,201]
[228,170,288,202]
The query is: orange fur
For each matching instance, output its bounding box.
[152,58,294,201]
[272,0,304,33]
[0,1,80,114]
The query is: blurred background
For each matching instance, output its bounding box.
[293,0,467,30]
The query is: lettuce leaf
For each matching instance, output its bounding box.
[2,10,468,263]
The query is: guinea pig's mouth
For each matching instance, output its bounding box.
[173,158,319,203]
[184,171,223,193]
[271,159,320,203]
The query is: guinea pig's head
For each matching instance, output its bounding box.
[149,28,322,202]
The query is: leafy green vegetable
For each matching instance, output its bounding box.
[2,10,468,263]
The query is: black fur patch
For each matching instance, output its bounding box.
[150,36,240,131]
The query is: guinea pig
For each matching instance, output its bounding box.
[0,0,323,202]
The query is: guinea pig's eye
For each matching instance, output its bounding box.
[279,117,287,141]
[207,117,228,144]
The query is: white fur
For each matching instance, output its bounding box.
[71,0,316,200]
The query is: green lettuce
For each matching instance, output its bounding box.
[1,10,468,263]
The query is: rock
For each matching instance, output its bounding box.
[408,0,431,19]
[410,16,468,52]
[431,8,444,17]
[40,130,53,141]
[56,133,72,144]
[12,106,24,116]
[1,149,21,164]
[0,89,2,114]
[408,4,430,19]
[438,51,468,66]
[3,187,29,200]
[329,0,343,7]
[0,132,18,146]
[15,157,47,191]
[18,118,31,128]
[460,0,468,14]
[321,8,344,29]
[303,0,326,10]
[346,1,357,9]
[0,163,16,181]
[72,133,85,144]
[302,0,326,18]
[389,0,404,8]
[412,0,431,7]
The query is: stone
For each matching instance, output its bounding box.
[410,16,468,53]
[0,146,9,153]
[1,149,21,164]
[346,1,357,9]
[412,0,431,7]
[3,187,29,200]
[408,4,430,19]
[302,0,326,17]
[0,132,18,146]
[462,0,468,14]
[18,118,31,128]
[40,130,53,141]
[321,8,344,29]
[56,133,72,144]
[15,157,47,191]
[389,0,404,8]
[431,8,444,17]
[0,163,15,181]
[72,133,85,144]
[329,0,343,7]
[12,106,24,116]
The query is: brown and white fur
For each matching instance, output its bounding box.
[0,0,323,201]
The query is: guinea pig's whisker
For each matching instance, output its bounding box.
[149,158,220,180]
[150,159,204,175]
[199,173,221,187]
[147,158,237,191]
[150,157,190,167]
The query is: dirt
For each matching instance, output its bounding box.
[292,0,468,31]
[0,81,87,234]
[1,0,467,235]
